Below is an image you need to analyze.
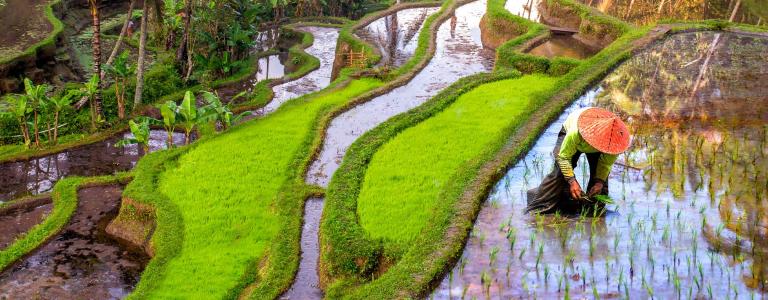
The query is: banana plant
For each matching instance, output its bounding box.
[200,91,236,130]
[179,90,199,144]
[1,95,32,148]
[116,116,152,153]
[81,74,104,130]
[158,100,179,148]
[23,78,49,148]
[104,50,135,119]
[44,90,76,145]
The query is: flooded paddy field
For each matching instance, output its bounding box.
[260,26,340,114]
[307,0,495,186]
[356,7,440,68]
[505,0,541,21]
[0,185,148,299]
[526,34,600,59]
[0,197,51,249]
[432,31,768,299]
[0,130,185,201]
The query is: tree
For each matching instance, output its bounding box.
[103,0,135,79]
[117,117,152,153]
[44,90,75,145]
[23,78,49,148]
[82,75,103,130]
[177,0,193,78]
[1,95,32,148]
[104,51,135,119]
[88,0,103,118]
[134,0,149,109]
[158,100,179,148]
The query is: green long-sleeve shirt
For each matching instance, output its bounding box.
[557,108,617,182]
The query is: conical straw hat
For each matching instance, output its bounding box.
[577,108,631,155]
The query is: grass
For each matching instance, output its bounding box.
[140,78,382,298]
[357,75,557,247]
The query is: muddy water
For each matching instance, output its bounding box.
[307,0,495,186]
[280,198,324,300]
[577,0,767,26]
[527,34,600,59]
[254,54,287,82]
[257,27,340,115]
[0,199,51,249]
[0,130,185,201]
[432,31,768,299]
[356,7,440,68]
[0,185,149,299]
[0,0,50,60]
[505,0,541,21]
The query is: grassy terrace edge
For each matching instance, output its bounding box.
[120,1,457,298]
[0,173,131,272]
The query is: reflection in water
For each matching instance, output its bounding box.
[527,35,600,59]
[577,0,767,25]
[253,54,287,82]
[432,32,768,298]
[505,0,541,21]
[307,0,495,186]
[0,130,186,201]
[356,7,440,67]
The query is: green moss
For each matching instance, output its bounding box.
[0,0,64,65]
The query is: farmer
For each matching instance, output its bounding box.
[526,107,631,214]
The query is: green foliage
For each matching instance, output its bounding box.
[116,117,152,152]
[142,56,184,105]
[138,78,381,298]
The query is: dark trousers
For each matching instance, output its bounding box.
[525,128,609,214]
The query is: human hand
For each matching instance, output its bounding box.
[588,181,604,197]
[569,180,582,200]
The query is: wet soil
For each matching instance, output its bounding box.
[0,198,52,249]
[0,0,51,60]
[505,0,541,21]
[257,27,340,115]
[577,0,767,26]
[0,130,186,201]
[280,198,325,300]
[356,7,440,68]
[307,0,495,186]
[527,34,600,59]
[432,31,768,299]
[0,185,149,299]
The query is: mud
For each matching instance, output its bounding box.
[356,7,440,68]
[0,0,52,62]
[280,198,325,300]
[256,26,340,115]
[432,31,768,299]
[0,130,185,201]
[307,0,495,186]
[505,0,541,21]
[0,198,52,249]
[0,185,149,299]
[527,34,600,59]
[577,0,767,26]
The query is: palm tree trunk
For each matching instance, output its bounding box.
[133,0,149,108]
[89,0,103,122]
[729,0,741,22]
[177,0,192,74]
[102,0,135,79]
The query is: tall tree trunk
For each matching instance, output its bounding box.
[147,0,164,39]
[102,0,135,79]
[134,0,149,108]
[177,0,192,75]
[53,111,59,144]
[89,0,103,123]
[729,0,741,22]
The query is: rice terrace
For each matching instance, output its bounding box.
[0,0,766,299]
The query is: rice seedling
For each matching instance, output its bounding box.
[489,246,500,266]
[462,283,469,299]
[519,248,527,261]
[592,277,599,300]
[481,270,491,295]
[536,243,544,269]
[544,264,550,285]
